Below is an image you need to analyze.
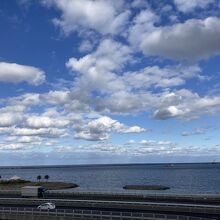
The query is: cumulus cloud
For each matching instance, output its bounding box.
[65,38,205,116]
[0,143,25,151]
[66,38,131,93]
[0,113,22,127]
[74,116,145,141]
[128,9,158,47]
[42,90,70,104]
[78,40,95,53]
[43,0,130,35]
[0,127,67,138]
[25,116,69,128]
[123,65,202,89]
[0,62,45,85]
[174,0,214,12]
[154,106,185,120]
[153,89,220,120]
[140,17,220,60]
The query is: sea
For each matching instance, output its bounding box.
[0,163,220,195]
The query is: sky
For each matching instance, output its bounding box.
[0,0,220,166]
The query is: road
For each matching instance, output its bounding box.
[0,205,218,220]
[0,198,219,219]
[0,197,220,208]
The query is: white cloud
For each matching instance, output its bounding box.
[74,116,145,141]
[181,128,205,136]
[128,9,158,47]
[8,93,41,108]
[123,126,145,133]
[42,90,70,104]
[78,40,95,53]
[66,38,131,92]
[94,91,153,114]
[43,0,130,35]
[139,140,174,146]
[123,65,201,89]
[16,136,43,144]
[25,116,69,128]
[2,127,67,138]
[65,38,205,116]
[174,0,214,12]
[0,143,25,151]
[131,0,148,8]
[52,138,220,156]
[0,62,45,85]
[153,89,220,120]
[0,113,22,127]
[154,106,185,120]
[127,140,135,144]
[140,17,220,60]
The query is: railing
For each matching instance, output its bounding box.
[46,191,220,202]
[48,190,220,197]
[1,190,220,204]
[0,197,220,215]
[0,207,214,220]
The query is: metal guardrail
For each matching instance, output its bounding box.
[0,207,214,220]
[46,191,220,203]
[1,189,220,198]
[0,197,220,215]
[47,191,220,197]
[1,197,220,208]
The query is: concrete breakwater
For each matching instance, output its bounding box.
[123,185,170,190]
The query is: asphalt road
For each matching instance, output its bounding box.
[0,205,218,219]
[0,198,219,219]
[0,197,220,208]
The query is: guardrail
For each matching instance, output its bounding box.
[46,191,220,203]
[0,197,220,215]
[48,190,220,197]
[0,207,214,220]
[1,189,220,197]
[1,190,220,204]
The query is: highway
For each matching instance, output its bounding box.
[0,198,219,219]
[0,197,220,208]
[0,205,218,220]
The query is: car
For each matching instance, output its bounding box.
[37,202,56,210]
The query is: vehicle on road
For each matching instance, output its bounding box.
[37,202,55,210]
[22,186,45,198]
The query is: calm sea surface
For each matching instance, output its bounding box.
[0,163,220,194]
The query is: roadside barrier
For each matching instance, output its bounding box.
[0,207,214,220]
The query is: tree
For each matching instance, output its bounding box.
[44,175,49,182]
[37,175,41,182]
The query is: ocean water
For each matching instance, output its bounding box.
[0,163,220,194]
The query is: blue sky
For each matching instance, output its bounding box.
[0,0,220,165]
